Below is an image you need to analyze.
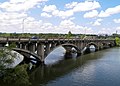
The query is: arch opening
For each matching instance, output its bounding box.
[62,44,81,59]
[83,43,98,54]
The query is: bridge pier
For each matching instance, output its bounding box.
[64,47,73,58]
[21,43,28,50]
[80,42,84,50]
[28,43,36,52]
[76,42,80,50]
[45,43,50,56]
[50,43,56,50]
[17,43,22,48]
[37,43,45,62]
[97,42,103,51]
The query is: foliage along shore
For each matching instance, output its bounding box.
[0,43,31,86]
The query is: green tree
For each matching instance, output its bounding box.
[0,48,15,73]
[66,31,72,38]
[0,44,31,86]
[7,42,16,50]
[115,37,120,46]
[3,64,31,86]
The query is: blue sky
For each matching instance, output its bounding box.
[0,0,120,34]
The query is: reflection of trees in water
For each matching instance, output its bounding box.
[29,50,106,86]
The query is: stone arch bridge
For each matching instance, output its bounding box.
[0,37,116,65]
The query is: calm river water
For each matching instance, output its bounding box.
[30,47,120,86]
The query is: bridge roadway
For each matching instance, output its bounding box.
[0,37,116,65]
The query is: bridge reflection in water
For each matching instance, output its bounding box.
[89,45,96,52]
[29,47,110,86]
[44,46,66,65]
[29,47,120,86]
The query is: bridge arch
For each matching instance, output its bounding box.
[86,42,98,49]
[61,43,81,58]
[61,43,81,52]
[108,42,115,47]
[45,43,81,59]
[12,48,41,65]
[83,42,99,54]
[102,42,111,49]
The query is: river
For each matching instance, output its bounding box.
[29,47,120,86]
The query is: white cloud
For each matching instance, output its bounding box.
[98,11,110,17]
[26,19,85,34]
[58,19,94,34]
[65,2,78,9]
[0,10,40,33]
[0,0,88,33]
[41,12,52,17]
[114,19,120,23]
[73,1,101,12]
[42,1,100,19]
[42,5,57,12]
[22,20,44,33]
[56,10,74,19]
[69,17,75,20]
[0,0,48,12]
[42,5,74,19]
[116,27,120,31]
[84,10,98,18]
[53,10,72,19]
[59,19,77,33]
[10,0,26,4]
[0,12,27,20]
[93,19,102,26]
[0,12,27,26]
[98,28,111,34]
[99,5,120,17]
[0,0,119,34]
[26,17,35,21]
[60,19,75,27]
[0,12,94,34]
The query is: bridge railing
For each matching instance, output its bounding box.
[0,37,115,42]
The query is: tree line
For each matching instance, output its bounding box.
[0,32,117,39]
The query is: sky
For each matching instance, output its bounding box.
[0,0,120,34]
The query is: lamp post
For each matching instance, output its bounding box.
[83,26,87,39]
[22,19,24,33]
[22,18,26,33]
